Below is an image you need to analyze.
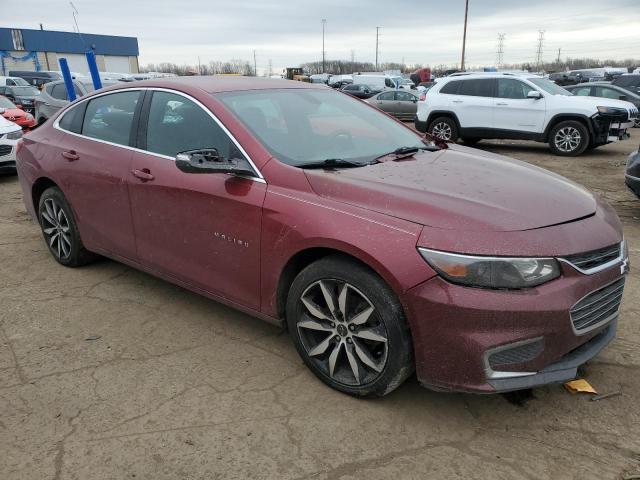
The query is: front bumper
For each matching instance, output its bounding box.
[592,112,635,144]
[0,140,17,172]
[403,260,626,393]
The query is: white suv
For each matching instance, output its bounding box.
[415,72,638,156]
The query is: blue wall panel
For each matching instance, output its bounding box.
[0,28,138,56]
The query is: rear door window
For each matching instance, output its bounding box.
[396,91,416,101]
[377,92,395,101]
[81,91,140,146]
[596,87,625,99]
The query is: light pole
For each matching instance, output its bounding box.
[322,19,326,73]
[461,0,469,71]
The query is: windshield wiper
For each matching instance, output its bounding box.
[298,158,373,169]
[375,145,435,162]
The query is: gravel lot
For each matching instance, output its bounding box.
[1,134,639,480]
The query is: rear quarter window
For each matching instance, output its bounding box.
[58,103,86,134]
[439,80,461,95]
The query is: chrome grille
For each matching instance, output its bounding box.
[562,244,621,272]
[570,277,625,333]
[0,145,13,157]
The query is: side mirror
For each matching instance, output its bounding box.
[175,149,254,176]
[527,90,542,99]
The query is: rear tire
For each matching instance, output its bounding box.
[428,116,459,142]
[38,187,97,267]
[548,120,589,156]
[286,255,413,397]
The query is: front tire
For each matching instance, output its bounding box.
[286,255,413,397]
[38,187,97,267]
[428,116,458,142]
[548,120,589,156]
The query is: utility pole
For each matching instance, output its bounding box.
[268,59,273,77]
[535,30,545,72]
[461,0,469,71]
[198,56,201,75]
[556,47,562,64]
[253,49,257,76]
[496,33,505,68]
[321,19,326,73]
[375,27,381,70]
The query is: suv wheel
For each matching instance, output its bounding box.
[286,255,413,397]
[549,120,589,156]
[428,116,458,142]
[38,187,97,267]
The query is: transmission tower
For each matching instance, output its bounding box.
[496,33,505,67]
[535,30,545,72]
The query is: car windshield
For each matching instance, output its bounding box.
[9,86,39,96]
[217,88,427,167]
[0,96,16,108]
[10,78,29,86]
[528,78,571,96]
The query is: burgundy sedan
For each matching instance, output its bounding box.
[16,77,629,396]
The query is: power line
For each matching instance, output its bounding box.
[375,27,381,70]
[253,50,257,76]
[461,0,470,70]
[496,33,505,67]
[321,19,327,74]
[535,30,545,71]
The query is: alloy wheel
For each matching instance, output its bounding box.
[40,198,72,260]
[296,279,389,386]
[554,126,582,153]
[432,122,452,140]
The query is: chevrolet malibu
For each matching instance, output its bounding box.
[16,77,630,396]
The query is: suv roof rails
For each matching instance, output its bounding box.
[448,71,536,78]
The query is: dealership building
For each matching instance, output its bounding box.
[0,27,139,75]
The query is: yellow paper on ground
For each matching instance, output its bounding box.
[564,379,597,394]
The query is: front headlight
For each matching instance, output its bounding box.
[596,106,627,115]
[6,130,22,140]
[418,248,560,289]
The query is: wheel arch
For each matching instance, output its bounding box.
[275,244,403,323]
[543,114,594,142]
[31,177,60,215]
[426,111,462,130]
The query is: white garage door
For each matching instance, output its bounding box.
[58,54,90,75]
[104,56,131,73]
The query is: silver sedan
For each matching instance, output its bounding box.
[365,90,419,121]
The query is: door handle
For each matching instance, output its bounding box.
[61,150,79,161]
[496,102,508,106]
[131,168,154,181]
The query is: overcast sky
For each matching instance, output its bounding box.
[3,0,640,72]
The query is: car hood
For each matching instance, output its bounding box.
[304,145,597,232]
[558,94,635,111]
[2,109,28,119]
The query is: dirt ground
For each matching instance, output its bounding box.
[1,134,639,480]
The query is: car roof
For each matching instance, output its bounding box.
[570,82,612,87]
[93,76,324,94]
[446,72,540,80]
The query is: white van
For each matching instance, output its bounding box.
[352,73,398,90]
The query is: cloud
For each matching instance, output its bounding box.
[3,0,639,71]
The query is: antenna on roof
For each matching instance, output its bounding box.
[69,2,87,50]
